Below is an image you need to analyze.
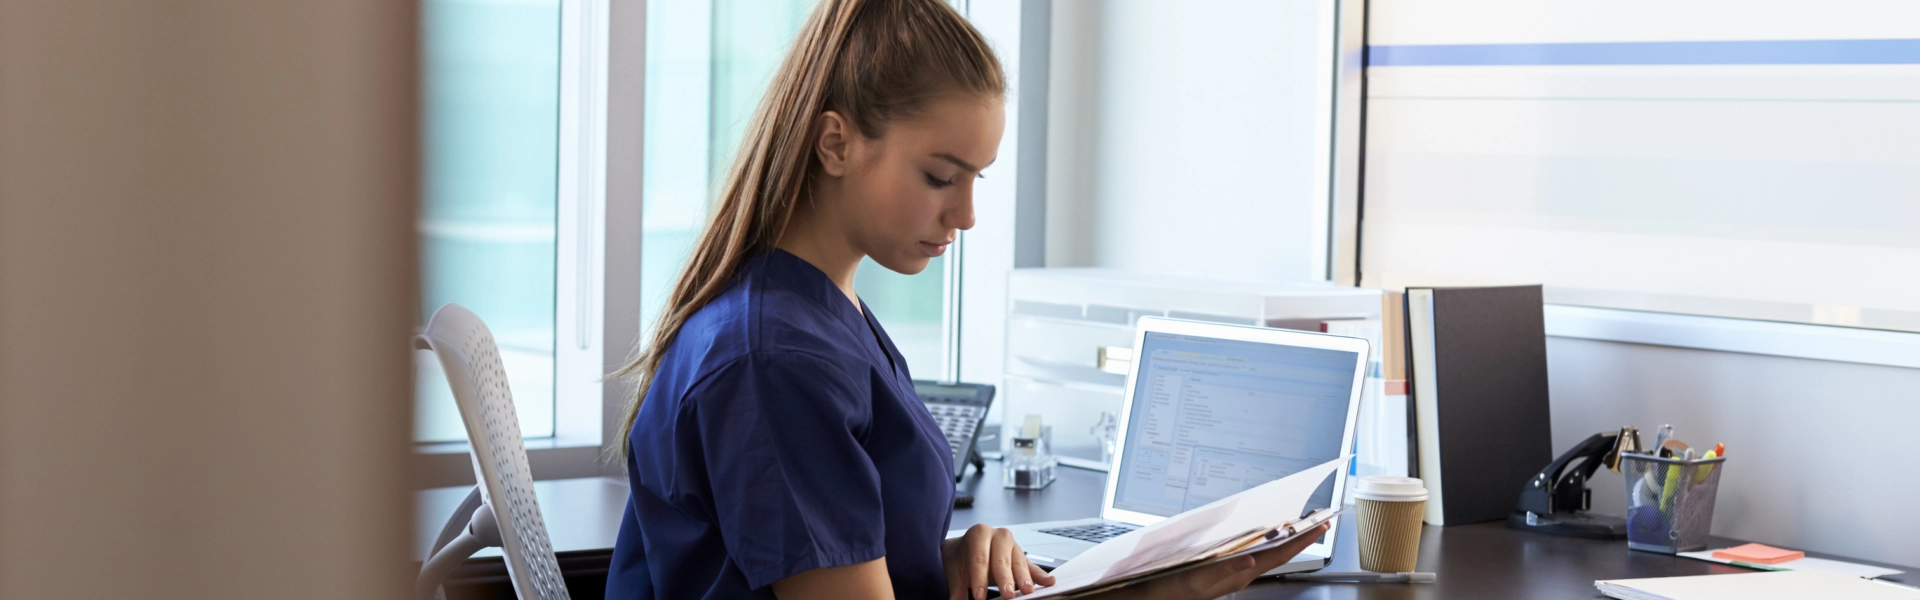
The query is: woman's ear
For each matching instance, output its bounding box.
[814,110,854,177]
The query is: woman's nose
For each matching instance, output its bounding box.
[946,190,976,231]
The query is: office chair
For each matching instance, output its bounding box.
[414,304,571,600]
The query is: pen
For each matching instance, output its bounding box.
[1281,572,1436,584]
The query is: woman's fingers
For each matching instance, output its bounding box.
[942,523,1068,598]
[943,522,1328,600]
[1011,543,1050,595]
[1247,524,1329,574]
[1150,555,1257,600]
[945,536,968,600]
[1213,554,1271,597]
[1029,561,1056,586]
[965,525,996,600]
[990,528,1020,597]
[947,556,968,600]
[1134,523,1333,600]
[1209,523,1333,597]
[945,563,962,600]
[1018,553,1049,594]
[1010,551,1034,596]
[1188,555,1253,597]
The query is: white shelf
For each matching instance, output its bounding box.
[1544,304,1920,370]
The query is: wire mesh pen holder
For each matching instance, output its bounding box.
[1621,454,1726,554]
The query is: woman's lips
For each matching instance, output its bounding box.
[919,241,950,257]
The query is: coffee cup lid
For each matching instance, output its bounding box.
[1355,476,1428,502]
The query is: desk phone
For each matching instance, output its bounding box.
[912,380,993,481]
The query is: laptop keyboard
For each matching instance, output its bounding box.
[1037,523,1139,543]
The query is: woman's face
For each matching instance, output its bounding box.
[828,94,1006,275]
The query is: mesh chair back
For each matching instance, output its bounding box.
[417,304,570,599]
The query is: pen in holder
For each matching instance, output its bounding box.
[1620,453,1726,554]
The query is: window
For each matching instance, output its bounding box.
[416,0,610,449]
[416,0,563,442]
[413,0,966,450]
[642,0,958,380]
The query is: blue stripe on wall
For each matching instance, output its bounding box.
[1369,39,1920,66]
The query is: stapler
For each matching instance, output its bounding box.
[1506,430,1633,539]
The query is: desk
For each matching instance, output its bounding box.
[420,459,1915,599]
[417,477,625,599]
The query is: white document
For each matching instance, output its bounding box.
[1025,455,1352,599]
[1676,549,1905,579]
[1597,570,1920,600]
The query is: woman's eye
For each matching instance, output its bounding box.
[924,173,955,189]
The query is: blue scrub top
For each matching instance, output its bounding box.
[608,248,955,599]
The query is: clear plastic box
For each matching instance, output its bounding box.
[1002,268,1382,470]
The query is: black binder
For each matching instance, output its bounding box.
[1404,285,1554,526]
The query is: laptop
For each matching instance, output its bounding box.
[1005,316,1371,575]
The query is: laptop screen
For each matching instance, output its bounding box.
[1110,331,1359,518]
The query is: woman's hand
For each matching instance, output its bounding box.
[943,523,1056,599]
[1099,523,1329,600]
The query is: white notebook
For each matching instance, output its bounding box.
[1597,570,1920,600]
[1676,548,1904,579]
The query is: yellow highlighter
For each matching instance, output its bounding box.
[1660,460,1682,511]
[1693,443,1724,486]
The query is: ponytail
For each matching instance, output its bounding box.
[610,0,1005,462]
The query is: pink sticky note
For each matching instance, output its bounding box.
[1713,543,1806,565]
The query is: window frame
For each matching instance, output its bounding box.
[415,0,629,487]
[553,0,613,449]
[415,0,1009,486]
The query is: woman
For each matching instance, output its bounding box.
[607,1,1324,598]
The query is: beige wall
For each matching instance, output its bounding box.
[0,1,417,597]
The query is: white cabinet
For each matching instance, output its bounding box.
[1002,268,1380,470]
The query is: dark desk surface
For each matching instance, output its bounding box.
[422,459,1915,599]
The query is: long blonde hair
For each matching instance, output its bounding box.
[611,0,1005,460]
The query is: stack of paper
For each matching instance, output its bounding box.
[1024,456,1351,599]
[1597,570,1920,600]
[1677,547,1904,579]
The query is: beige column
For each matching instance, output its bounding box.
[0,1,418,597]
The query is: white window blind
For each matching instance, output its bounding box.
[1361,0,1920,333]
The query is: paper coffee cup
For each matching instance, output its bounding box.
[1355,476,1428,573]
